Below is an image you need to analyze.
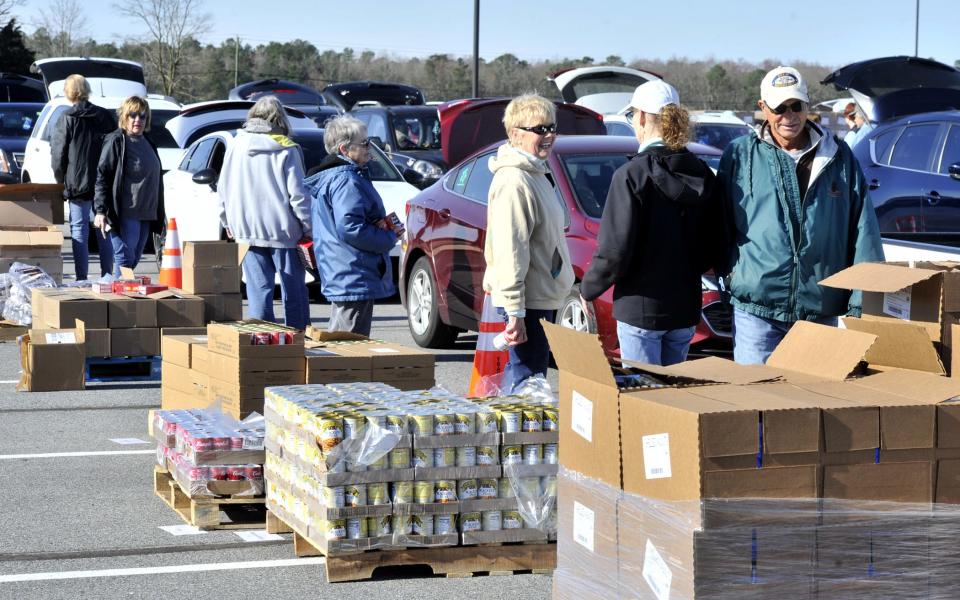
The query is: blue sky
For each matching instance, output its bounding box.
[13,0,960,67]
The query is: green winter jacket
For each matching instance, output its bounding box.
[718,124,884,322]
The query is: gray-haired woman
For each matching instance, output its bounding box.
[217,96,312,329]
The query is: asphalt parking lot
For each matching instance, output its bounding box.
[0,247,556,600]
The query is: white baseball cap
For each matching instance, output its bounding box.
[760,66,809,108]
[629,80,680,115]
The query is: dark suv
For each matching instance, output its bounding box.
[0,103,43,183]
[352,104,444,189]
[228,78,340,127]
[0,73,46,103]
[824,56,960,241]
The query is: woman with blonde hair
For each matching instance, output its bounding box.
[483,93,574,392]
[93,96,164,278]
[581,80,721,365]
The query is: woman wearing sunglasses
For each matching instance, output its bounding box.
[581,80,721,366]
[483,94,574,392]
[93,96,165,279]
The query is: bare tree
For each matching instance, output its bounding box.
[33,0,87,56]
[0,0,24,24]
[114,0,209,96]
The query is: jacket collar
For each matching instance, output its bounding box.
[757,121,839,188]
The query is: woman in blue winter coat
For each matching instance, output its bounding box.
[305,116,402,336]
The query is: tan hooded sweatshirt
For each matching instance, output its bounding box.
[482,144,575,313]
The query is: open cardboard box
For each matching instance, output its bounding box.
[0,183,64,226]
[17,326,86,392]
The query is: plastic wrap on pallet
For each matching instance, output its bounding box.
[2,262,58,325]
[170,452,264,497]
[554,466,960,599]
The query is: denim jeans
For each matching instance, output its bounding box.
[109,217,151,278]
[68,199,113,280]
[242,246,310,330]
[497,308,555,394]
[733,307,839,364]
[616,321,696,366]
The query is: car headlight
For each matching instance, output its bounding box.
[412,159,442,179]
[0,149,12,175]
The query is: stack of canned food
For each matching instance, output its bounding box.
[153,409,267,497]
[262,382,559,554]
[219,320,297,345]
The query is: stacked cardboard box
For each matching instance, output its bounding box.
[161,333,211,410]
[263,383,558,555]
[304,328,435,389]
[181,242,243,322]
[206,320,305,419]
[16,327,85,391]
[544,320,960,599]
[0,184,64,282]
[0,229,64,282]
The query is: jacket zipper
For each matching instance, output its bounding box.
[794,150,838,319]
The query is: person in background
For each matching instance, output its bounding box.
[717,66,884,364]
[306,115,400,336]
[93,96,164,279]
[218,96,311,330]
[581,80,721,366]
[844,105,873,148]
[51,74,116,280]
[483,93,574,392]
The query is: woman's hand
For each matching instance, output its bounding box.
[93,214,108,234]
[504,315,527,346]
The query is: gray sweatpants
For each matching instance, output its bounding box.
[328,300,375,336]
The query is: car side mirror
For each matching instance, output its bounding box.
[192,168,218,191]
[368,136,384,150]
[950,162,960,181]
[402,167,424,187]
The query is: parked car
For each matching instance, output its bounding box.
[162,127,419,273]
[352,104,444,188]
[548,65,661,115]
[228,78,340,127]
[823,56,960,241]
[0,73,47,102]
[400,100,730,355]
[321,81,425,111]
[164,100,316,149]
[604,109,752,152]
[0,102,43,183]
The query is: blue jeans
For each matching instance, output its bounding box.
[617,321,696,366]
[242,247,310,330]
[109,217,151,278]
[68,199,113,280]
[733,308,839,364]
[497,308,554,394]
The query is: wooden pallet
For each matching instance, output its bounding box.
[267,509,555,582]
[153,467,266,530]
[87,355,161,382]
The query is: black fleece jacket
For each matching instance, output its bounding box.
[94,130,165,236]
[580,145,723,330]
[50,100,116,200]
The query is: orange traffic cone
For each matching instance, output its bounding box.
[158,217,182,288]
[468,293,510,397]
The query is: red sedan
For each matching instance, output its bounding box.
[400,106,731,356]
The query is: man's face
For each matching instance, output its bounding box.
[759,98,808,144]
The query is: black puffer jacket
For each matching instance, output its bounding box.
[94,130,165,236]
[581,145,723,330]
[50,101,116,199]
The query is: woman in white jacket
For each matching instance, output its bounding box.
[483,94,574,392]
[218,97,312,329]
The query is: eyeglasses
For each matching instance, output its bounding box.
[624,109,635,121]
[515,123,557,135]
[128,112,146,120]
[768,101,806,115]
[351,138,370,148]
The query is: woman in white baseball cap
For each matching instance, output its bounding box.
[580,80,724,365]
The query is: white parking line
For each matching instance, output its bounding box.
[0,450,155,460]
[0,379,19,384]
[0,557,326,583]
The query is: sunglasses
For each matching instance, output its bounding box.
[352,138,370,148]
[516,123,557,135]
[768,101,806,115]
[128,112,147,120]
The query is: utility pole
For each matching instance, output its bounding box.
[235,36,240,88]
[472,0,479,98]
[914,0,919,57]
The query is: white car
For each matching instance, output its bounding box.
[548,65,661,115]
[604,108,753,152]
[19,57,183,183]
[162,126,419,268]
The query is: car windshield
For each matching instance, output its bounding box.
[0,106,42,138]
[692,123,752,150]
[146,109,181,149]
[295,133,402,182]
[561,151,720,218]
[394,113,441,150]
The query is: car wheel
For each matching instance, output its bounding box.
[407,256,458,348]
[556,285,597,333]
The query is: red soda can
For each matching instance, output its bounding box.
[270,331,285,345]
[188,466,209,481]
[209,466,228,480]
[212,436,230,451]
[244,464,263,480]
[227,466,245,480]
[252,332,272,345]
[230,435,244,450]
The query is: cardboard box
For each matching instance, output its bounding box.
[0,229,63,254]
[182,241,243,267]
[161,386,208,411]
[208,351,305,385]
[0,320,28,342]
[32,289,109,329]
[83,328,111,358]
[16,328,85,392]
[150,289,205,327]
[160,327,207,337]
[160,334,208,369]
[111,328,160,357]
[192,343,209,374]
[197,293,243,322]
[101,293,158,328]
[0,183,64,224]
[206,320,304,358]
[305,339,372,384]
